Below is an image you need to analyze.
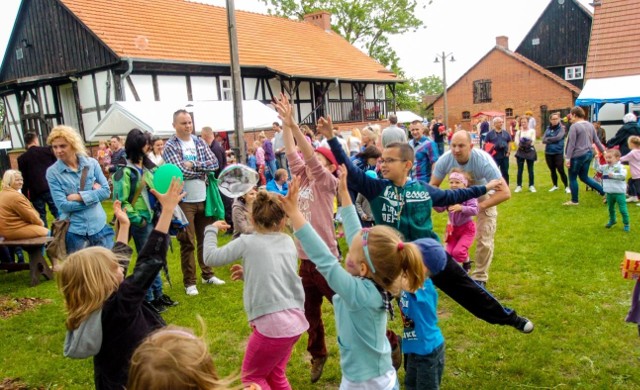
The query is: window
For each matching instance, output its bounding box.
[505,108,513,117]
[473,79,492,104]
[220,76,232,101]
[532,38,540,45]
[462,111,471,120]
[565,66,584,80]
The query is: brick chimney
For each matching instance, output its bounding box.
[496,36,509,50]
[303,11,331,31]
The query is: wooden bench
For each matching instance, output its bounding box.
[0,237,54,286]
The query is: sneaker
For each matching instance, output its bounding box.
[549,186,558,192]
[565,187,571,194]
[529,185,536,193]
[624,225,630,232]
[391,341,402,371]
[158,294,178,307]
[310,356,327,383]
[605,221,616,228]
[185,285,199,296]
[148,299,167,314]
[202,276,226,285]
[563,201,579,206]
[514,186,522,193]
[627,196,639,203]
[513,316,534,333]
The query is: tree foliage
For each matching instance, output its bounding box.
[393,75,443,116]
[259,0,425,69]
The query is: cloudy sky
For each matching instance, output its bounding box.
[0,0,593,84]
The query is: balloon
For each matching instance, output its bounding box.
[217,164,259,198]
[153,163,184,194]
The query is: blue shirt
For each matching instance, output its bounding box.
[266,179,288,196]
[46,155,110,236]
[400,279,444,355]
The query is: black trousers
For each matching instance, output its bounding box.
[430,254,518,325]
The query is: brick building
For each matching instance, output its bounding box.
[429,36,580,136]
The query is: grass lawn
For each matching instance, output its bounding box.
[1,150,640,389]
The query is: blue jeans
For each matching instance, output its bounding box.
[265,159,277,182]
[31,191,59,228]
[131,222,164,301]
[568,151,603,203]
[405,343,445,390]
[66,224,114,254]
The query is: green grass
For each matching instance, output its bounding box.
[2,150,640,389]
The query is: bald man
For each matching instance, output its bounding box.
[431,130,511,287]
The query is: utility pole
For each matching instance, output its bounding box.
[226,0,245,163]
[434,52,455,129]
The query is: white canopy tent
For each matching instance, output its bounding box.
[392,111,423,123]
[87,100,281,141]
[575,75,640,106]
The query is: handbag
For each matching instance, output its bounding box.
[46,166,89,262]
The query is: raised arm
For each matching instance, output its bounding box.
[274,94,298,156]
[274,94,314,159]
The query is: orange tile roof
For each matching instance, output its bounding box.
[58,0,397,82]
[585,0,640,79]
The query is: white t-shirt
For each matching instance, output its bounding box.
[433,148,501,186]
[179,137,206,202]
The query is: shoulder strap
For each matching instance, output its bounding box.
[130,174,147,205]
[79,166,89,190]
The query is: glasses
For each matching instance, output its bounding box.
[379,158,406,165]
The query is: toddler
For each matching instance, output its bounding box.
[621,136,640,203]
[594,149,629,231]
[434,169,478,272]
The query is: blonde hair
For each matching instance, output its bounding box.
[258,131,266,140]
[251,190,285,231]
[364,225,425,292]
[628,136,640,149]
[362,128,378,143]
[605,148,621,158]
[47,125,87,156]
[350,128,362,140]
[57,247,121,330]
[128,324,240,390]
[2,169,22,190]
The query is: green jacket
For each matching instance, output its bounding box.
[112,162,155,227]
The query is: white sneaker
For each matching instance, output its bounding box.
[529,186,536,193]
[514,186,522,193]
[549,186,558,192]
[202,276,226,285]
[565,187,571,194]
[185,285,199,296]
[626,197,638,203]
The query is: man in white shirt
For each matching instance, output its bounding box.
[381,113,408,147]
[162,110,224,296]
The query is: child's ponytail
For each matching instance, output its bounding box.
[399,243,426,292]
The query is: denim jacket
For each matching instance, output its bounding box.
[46,155,110,236]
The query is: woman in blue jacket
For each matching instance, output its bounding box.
[542,112,570,193]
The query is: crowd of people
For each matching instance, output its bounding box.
[4,99,640,389]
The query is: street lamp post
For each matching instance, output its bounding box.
[434,52,455,129]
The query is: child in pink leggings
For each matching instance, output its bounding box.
[434,169,479,272]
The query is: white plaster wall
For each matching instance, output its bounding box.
[268,78,282,98]
[244,78,258,100]
[341,83,353,99]
[191,76,218,101]
[298,81,311,100]
[299,102,312,121]
[126,74,155,101]
[77,75,96,109]
[328,83,340,99]
[157,75,188,102]
[364,84,374,99]
[597,103,625,140]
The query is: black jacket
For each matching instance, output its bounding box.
[607,122,640,156]
[17,146,56,198]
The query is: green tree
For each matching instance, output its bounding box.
[259,0,425,68]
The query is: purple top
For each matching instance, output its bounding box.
[263,139,275,161]
[434,197,478,227]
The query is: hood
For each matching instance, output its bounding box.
[63,309,103,359]
[413,238,447,276]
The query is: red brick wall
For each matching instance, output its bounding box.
[432,49,576,137]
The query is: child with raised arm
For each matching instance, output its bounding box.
[434,169,478,272]
[273,94,340,382]
[282,171,426,390]
[318,116,534,333]
[203,190,307,389]
[58,180,184,389]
